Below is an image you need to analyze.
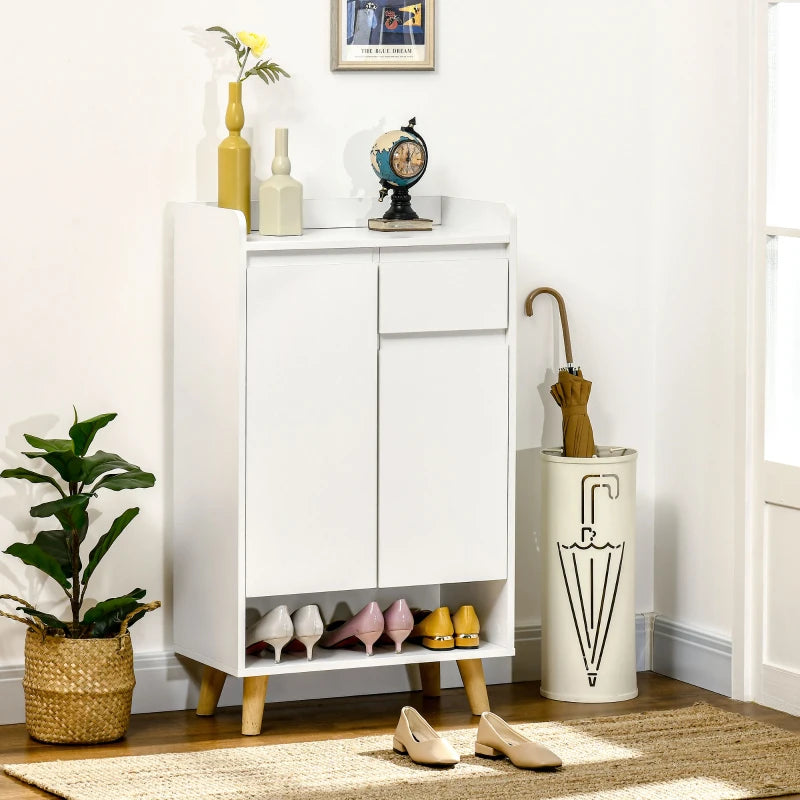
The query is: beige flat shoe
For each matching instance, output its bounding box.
[475,711,561,769]
[393,706,460,767]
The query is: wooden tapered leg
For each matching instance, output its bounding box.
[241,675,269,736]
[197,666,228,716]
[418,662,441,697]
[457,658,490,715]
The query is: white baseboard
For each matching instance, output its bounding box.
[652,616,732,697]
[0,646,513,726]
[0,615,656,725]
[760,664,800,717]
[0,665,24,726]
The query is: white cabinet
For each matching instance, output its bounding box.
[172,197,516,734]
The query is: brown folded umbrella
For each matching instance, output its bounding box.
[524,287,596,458]
[550,368,596,457]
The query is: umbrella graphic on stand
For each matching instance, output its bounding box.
[557,474,624,687]
[524,287,595,458]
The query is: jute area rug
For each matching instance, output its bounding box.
[4,703,800,800]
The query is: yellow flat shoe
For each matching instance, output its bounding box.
[393,706,460,767]
[409,607,454,651]
[475,711,562,769]
[452,605,480,649]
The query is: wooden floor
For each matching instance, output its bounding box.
[1,672,798,799]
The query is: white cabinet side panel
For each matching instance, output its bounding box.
[246,262,378,596]
[172,204,245,674]
[379,335,509,587]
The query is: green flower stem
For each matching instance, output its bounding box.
[237,47,251,82]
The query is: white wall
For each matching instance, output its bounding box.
[0,0,747,684]
[650,0,749,637]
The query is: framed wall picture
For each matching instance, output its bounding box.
[331,1,435,71]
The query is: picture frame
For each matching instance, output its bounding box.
[330,0,435,71]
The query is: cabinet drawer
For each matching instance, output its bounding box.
[379,259,508,334]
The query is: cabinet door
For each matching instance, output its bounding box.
[378,335,509,587]
[246,261,377,596]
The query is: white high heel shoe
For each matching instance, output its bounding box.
[245,605,294,663]
[291,604,324,660]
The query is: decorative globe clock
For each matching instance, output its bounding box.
[368,117,432,231]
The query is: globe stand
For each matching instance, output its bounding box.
[369,184,432,232]
[382,186,418,221]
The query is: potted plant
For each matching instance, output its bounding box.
[0,410,160,743]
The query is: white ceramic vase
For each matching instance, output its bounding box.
[259,128,302,236]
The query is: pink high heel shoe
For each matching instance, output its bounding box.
[380,599,414,653]
[319,601,384,656]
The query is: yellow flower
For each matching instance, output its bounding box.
[237,31,268,57]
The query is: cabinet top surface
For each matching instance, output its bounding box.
[174,197,514,254]
[245,225,509,252]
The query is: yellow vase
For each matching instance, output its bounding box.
[218,81,251,232]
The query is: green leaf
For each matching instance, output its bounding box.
[82,588,146,620]
[69,412,117,456]
[31,529,73,574]
[90,603,148,638]
[91,469,155,493]
[82,589,147,636]
[263,61,288,75]
[0,467,66,495]
[30,493,90,532]
[80,451,140,484]
[15,606,71,632]
[81,508,139,587]
[206,26,244,57]
[248,62,290,85]
[23,435,74,453]
[22,450,83,483]
[4,543,71,591]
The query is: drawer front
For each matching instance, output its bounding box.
[379,259,508,334]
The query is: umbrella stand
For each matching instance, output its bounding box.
[524,286,574,372]
[539,447,638,701]
[525,287,638,702]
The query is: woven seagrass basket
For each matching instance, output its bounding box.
[1,595,160,744]
[23,629,136,744]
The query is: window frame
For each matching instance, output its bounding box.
[735,0,800,706]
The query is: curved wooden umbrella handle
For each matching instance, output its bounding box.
[524,287,573,365]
